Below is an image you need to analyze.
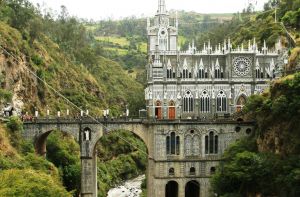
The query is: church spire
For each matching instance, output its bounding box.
[158,0,167,14]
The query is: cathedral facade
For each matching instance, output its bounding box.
[145,0,279,120]
[144,1,280,197]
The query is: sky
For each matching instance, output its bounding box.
[28,0,269,20]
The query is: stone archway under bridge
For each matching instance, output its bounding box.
[23,118,151,197]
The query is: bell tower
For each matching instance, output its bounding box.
[147,0,178,52]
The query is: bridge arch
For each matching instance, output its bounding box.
[87,123,150,157]
[80,122,150,197]
[23,120,150,197]
[34,127,79,157]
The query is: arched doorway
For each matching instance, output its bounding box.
[165,181,178,197]
[185,180,200,197]
[155,100,162,119]
[168,101,176,120]
[236,95,247,112]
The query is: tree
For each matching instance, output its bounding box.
[0,169,71,196]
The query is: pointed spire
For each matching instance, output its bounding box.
[248,40,251,51]
[275,38,282,53]
[158,0,167,14]
[215,58,220,69]
[183,58,188,69]
[175,11,178,28]
[270,58,275,70]
[253,38,256,51]
[199,58,204,69]
[241,43,244,51]
[167,58,172,68]
[192,40,195,49]
[147,18,150,28]
[210,60,214,78]
[263,40,267,53]
[256,58,260,69]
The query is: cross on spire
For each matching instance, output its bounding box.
[158,0,167,14]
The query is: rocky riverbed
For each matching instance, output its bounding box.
[107,175,145,197]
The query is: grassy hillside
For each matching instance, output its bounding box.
[0,0,145,117]
[0,119,72,196]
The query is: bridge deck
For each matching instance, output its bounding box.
[23,117,255,125]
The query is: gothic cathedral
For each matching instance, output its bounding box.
[145,0,279,120]
[144,0,280,196]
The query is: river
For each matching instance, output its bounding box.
[107,175,145,197]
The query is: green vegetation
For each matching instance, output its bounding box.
[44,129,147,197]
[0,0,145,117]
[212,72,300,197]
[96,130,147,197]
[1,119,147,197]
[46,131,81,196]
[0,89,12,103]
[212,139,300,197]
[0,169,71,197]
[0,120,72,196]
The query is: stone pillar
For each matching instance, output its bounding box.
[81,158,94,197]
[147,158,155,197]
[81,135,97,197]
[179,179,185,197]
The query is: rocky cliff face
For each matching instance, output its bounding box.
[0,53,38,113]
[0,21,106,115]
[0,20,144,117]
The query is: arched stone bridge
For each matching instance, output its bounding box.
[23,118,255,197]
[23,118,151,197]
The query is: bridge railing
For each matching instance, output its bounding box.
[22,116,146,124]
[22,114,253,124]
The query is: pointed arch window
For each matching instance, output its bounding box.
[167,68,173,78]
[200,90,210,113]
[261,70,264,78]
[185,135,192,156]
[216,91,227,112]
[193,135,200,155]
[185,130,201,156]
[205,131,218,154]
[221,67,224,78]
[256,68,260,78]
[183,91,194,112]
[205,69,208,78]
[215,68,221,78]
[198,68,205,79]
[182,69,189,78]
[166,132,180,155]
